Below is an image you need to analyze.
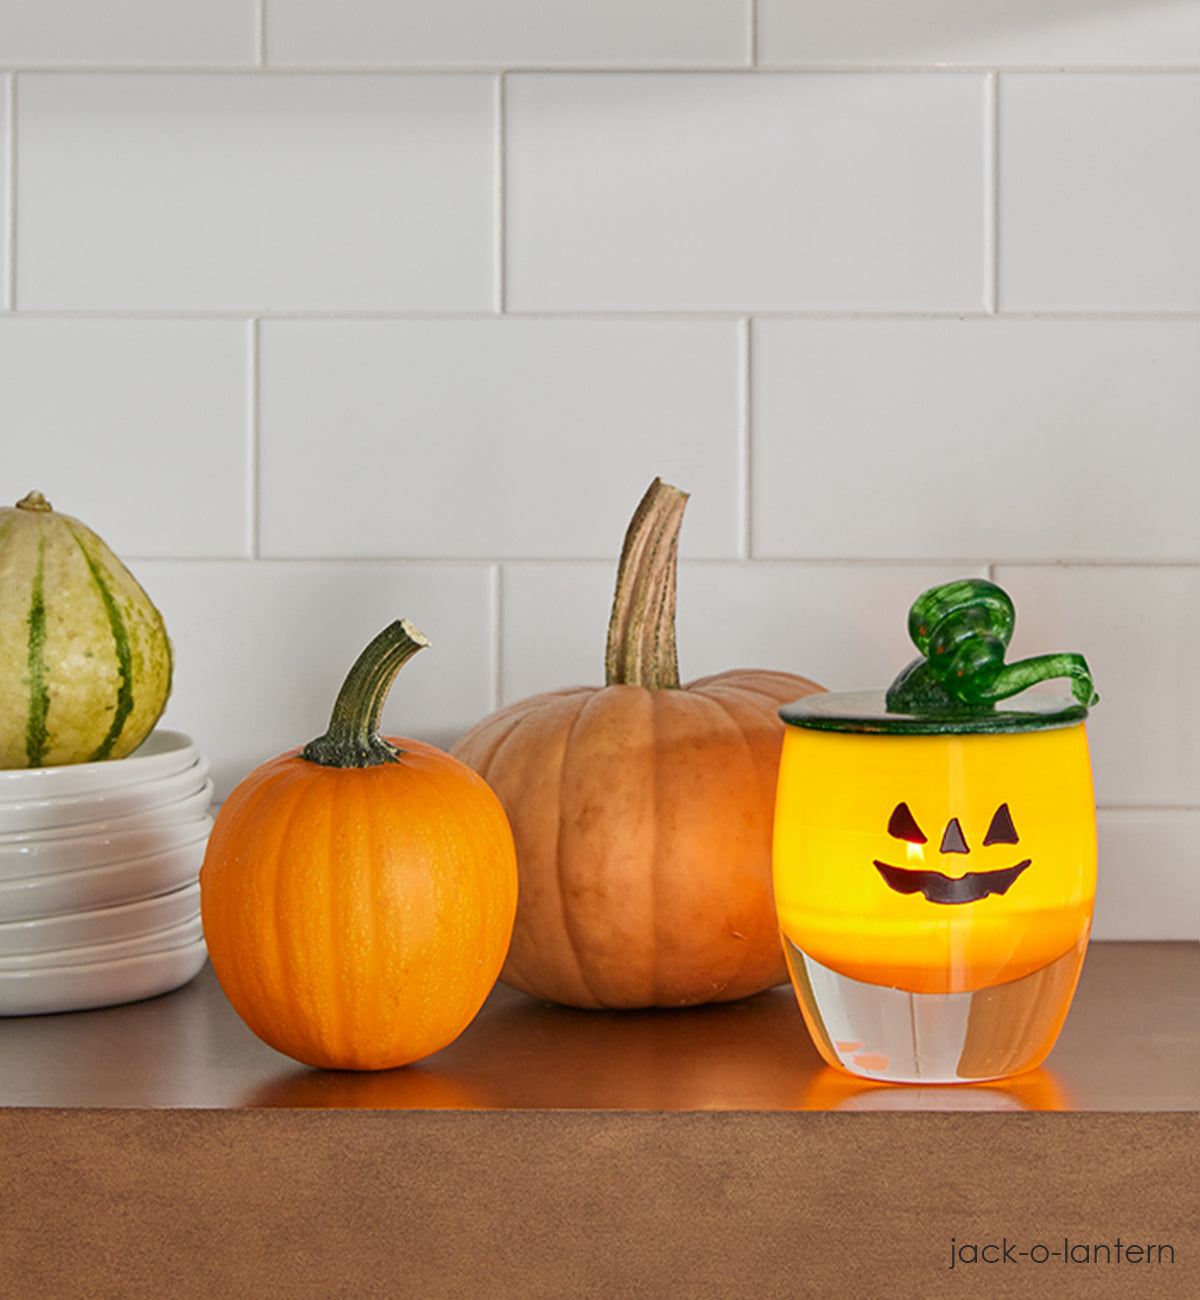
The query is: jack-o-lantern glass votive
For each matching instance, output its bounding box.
[773,579,1098,1084]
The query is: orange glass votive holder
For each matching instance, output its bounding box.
[772,579,1098,1084]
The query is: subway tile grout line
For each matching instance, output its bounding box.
[744,63,1200,76]
[490,563,504,710]
[1,63,1196,77]
[1098,805,1200,816]
[255,0,268,68]
[247,318,261,560]
[2,308,1195,323]
[124,555,1200,572]
[739,317,753,560]
[984,72,999,314]
[4,74,14,311]
[495,73,506,314]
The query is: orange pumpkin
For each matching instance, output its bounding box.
[452,480,825,1009]
[200,620,518,1071]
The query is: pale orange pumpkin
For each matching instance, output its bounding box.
[452,480,825,1009]
[200,621,518,1071]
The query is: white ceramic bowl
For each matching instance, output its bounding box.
[0,938,208,1016]
[0,838,205,923]
[0,782,215,848]
[0,756,210,835]
[0,816,212,881]
[0,882,201,957]
[0,731,200,803]
[0,913,203,972]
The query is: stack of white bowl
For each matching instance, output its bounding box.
[0,730,212,1016]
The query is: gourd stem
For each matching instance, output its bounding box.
[604,478,688,690]
[302,620,429,768]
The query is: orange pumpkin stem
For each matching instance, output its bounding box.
[604,477,689,691]
[302,619,430,768]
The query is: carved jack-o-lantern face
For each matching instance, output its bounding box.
[874,799,1030,905]
[772,725,1097,994]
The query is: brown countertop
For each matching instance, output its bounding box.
[3,943,1196,1299]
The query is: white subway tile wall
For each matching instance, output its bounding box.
[505,72,987,312]
[1,2,1196,941]
[757,0,1198,67]
[0,319,250,556]
[998,73,1200,311]
[267,0,753,68]
[751,318,1200,561]
[0,1,255,67]
[257,318,743,557]
[16,74,498,312]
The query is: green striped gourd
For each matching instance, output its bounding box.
[0,491,173,769]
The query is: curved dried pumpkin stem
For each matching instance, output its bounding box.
[604,478,689,690]
[302,619,429,768]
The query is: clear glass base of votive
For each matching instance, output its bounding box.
[781,934,1087,1085]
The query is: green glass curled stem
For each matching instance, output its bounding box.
[885,578,1098,715]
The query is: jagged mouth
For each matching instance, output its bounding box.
[873,859,1033,905]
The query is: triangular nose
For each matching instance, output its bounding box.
[940,817,970,854]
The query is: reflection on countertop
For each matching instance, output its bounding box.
[0,942,1194,1113]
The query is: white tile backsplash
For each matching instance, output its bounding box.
[0,318,249,556]
[2,4,1195,939]
[258,318,743,559]
[506,73,987,312]
[16,74,497,312]
[751,317,1200,562]
[0,0,257,67]
[1093,811,1200,940]
[497,563,614,703]
[267,0,753,68]
[999,73,1200,312]
[758,0,1200,69]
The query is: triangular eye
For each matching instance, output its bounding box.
[984,802,1020,846]
[887,802,927,844]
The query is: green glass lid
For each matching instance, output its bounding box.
[781,578,1099,736]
